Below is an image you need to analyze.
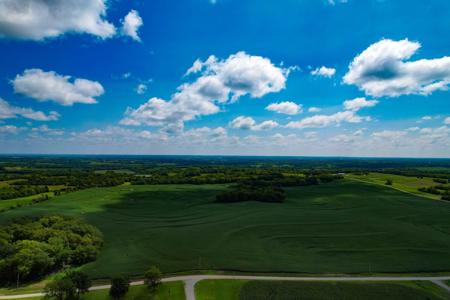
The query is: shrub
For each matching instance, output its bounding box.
[144,266,162,291]
[110,276,130,299]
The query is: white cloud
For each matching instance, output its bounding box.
[344,39,450,97]
[372,130,407,139]
[419,126,449,140]
[0,0,116,40]
[311,66,336,78]
[444,117,450,125]
[31,125,64,136]
[422,115,432,121]
[286,111,369,129]
[308,107,321,113]
[266,101,302,115]
[343,97,379,111]
[13,69,104,106]
[327,0,348,5]
[136,83,147,94]
[229,116,278,131]
[121,10,143,42]
[0,125,23,135]
[121,52,290,129]
[0,98,59,121]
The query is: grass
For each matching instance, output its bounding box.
[1,181,450,279]
[195,279,450,300]
[22,281,185,300]
[0,185,67,212]
[0,191,56,211]
[196,280,248,300]
[346,172,447,200]
[236,280,450,300]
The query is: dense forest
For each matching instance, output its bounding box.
[0,216,103,285]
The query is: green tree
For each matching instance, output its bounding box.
[109,276,130,299]
[144,266,162,291]
[385,179,393,185]
[44,277,76,300]
[66,271,91,298]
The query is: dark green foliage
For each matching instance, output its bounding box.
[239,281,446,300]
[109,276,130,299]
[385,179,393,185]
[144,266,162,291]
[0,216,103,285]
[433,178,448,184]
[44,271,91,300]
[0,185,49,200]
[44,277,77,300]
[66,271,91,298]
[216,185,286,203]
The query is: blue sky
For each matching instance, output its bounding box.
[0,0,449,157]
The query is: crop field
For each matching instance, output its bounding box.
[196,280,450,300]
[346,172,447,200]
[1,181,450,278]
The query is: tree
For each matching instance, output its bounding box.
[385,179,393,185]
[144,266,162,291]
[66,271,91,298]
[109,276,130,299]
[44,277,76,300]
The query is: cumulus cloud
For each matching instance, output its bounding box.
[344,38,450,97]
[121,10,143,42]
[0,0,116,40]
[311,66,336,78]
[121,52,290,130]
[13,69,104,106]
[229,116,278,131]
[445,117,450,125]
[0,98,59,121]
[286,111,369,129]
[266,101,302,115]
[308,107,321,113]
[0,125,23,135]
[343,97,379,111]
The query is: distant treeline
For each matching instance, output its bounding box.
[215,174,342,204]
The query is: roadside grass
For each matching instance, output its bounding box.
[346,172,447,200]
[238,280,450,300]
[19,281,185,300]
[1,181,450,279]
[196,279,248,300]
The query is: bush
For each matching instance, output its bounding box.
[110,276,130,299]
[385,179,393,185]
[144,266,162,291]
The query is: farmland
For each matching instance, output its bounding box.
[195,280,450,300]
[1,180,450,279]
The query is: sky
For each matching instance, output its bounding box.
[0,0,449,157]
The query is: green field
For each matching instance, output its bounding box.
[346,172,446,200]
[1,181,450,278]
[196,280,450,300]
[23,282,185,300]
[196,280,248,300]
